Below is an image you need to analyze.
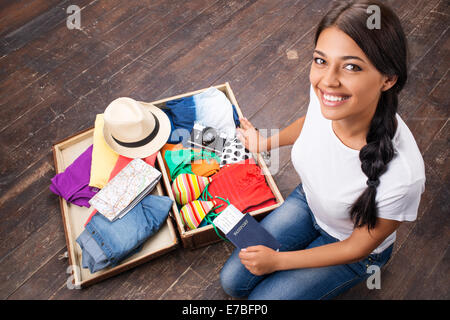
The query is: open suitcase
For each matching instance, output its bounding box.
[52,82,284,287]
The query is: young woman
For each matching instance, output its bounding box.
[220,0,425,300]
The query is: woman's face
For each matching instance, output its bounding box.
[309,26,392,123]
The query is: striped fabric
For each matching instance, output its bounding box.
[172,173,212,205]
[180,200,215,230]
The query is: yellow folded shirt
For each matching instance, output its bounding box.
[89,114,119,189]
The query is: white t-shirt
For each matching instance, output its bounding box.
[291,85,425,254]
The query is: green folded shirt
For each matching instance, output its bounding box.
[164,148,221,182]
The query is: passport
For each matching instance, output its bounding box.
[213,204,281,251]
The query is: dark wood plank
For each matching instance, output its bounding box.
[0,0,63,38]
[0,0,121,82]
[406,100,448,154]
[0,0,170,129]
[156,242,234,300]
[0,156,56,259]
[0,0,70,54]
[104,246,214,300]
[137,0,314,99]
[404,246,449,299]
[210,0,325,118]
[0,213,65,299]
[422,121,450,185]
[46,246,204,300]
[6,247,70,300]
[63,0,254,98]
[397,1,449,119]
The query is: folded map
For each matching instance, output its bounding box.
[88,158,162,222]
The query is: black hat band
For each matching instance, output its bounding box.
[111,113,160,148]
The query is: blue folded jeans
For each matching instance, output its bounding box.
[220,184,393,300]
[76,194,173,273]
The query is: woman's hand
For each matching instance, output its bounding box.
[236,117,267,153]
[238,245,280,276]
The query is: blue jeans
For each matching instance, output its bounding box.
[220,184,393,300]
[76,195,173,273]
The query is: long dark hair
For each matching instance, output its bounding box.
[314,0,408,230]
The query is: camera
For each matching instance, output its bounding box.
[188,122,228,154]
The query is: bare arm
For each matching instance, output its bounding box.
[237,116,306,153]
[276,218,401,269]
[266,116,305,150]
[239,218,401,276]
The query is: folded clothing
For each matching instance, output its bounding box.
[194,87,237,138]
[172,173,212,205]
[89,114,119,189]
[162,97,196,144]
[162,88,241,144]
[220,137,254,167]
[162,143,220,180]
[109,153,157,178]
[164,147,220,181]
[180,200,216,230]
[206,158,277,214]
[161,143,186,180]
[50,144,98,207]
[76,194,173,273]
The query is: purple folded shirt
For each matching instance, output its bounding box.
[50,144,98,207]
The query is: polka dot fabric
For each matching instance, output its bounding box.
[220,137,254,167]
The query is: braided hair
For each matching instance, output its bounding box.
[314,0,408,229]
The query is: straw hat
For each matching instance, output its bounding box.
[103,97,171,158]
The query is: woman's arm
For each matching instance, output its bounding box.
[236,116,305,153]
[266,116,306,150]
[239,217,401,276]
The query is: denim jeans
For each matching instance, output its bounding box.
[220,184,393,300]
[76,195,173,273]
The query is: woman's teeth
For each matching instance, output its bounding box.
[323,94,350,102]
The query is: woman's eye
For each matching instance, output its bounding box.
[314,57,325,65]
[345,64,361,71]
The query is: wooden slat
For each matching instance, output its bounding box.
[0,0,62,38]
[0,0,174,130]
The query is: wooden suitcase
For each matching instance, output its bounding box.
[52,82,284,287]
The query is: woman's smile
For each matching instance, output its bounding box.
[319,88,351,107]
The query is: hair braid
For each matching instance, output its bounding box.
[350,90,398,229]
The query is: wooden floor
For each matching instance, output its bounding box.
[0,0,448,300]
